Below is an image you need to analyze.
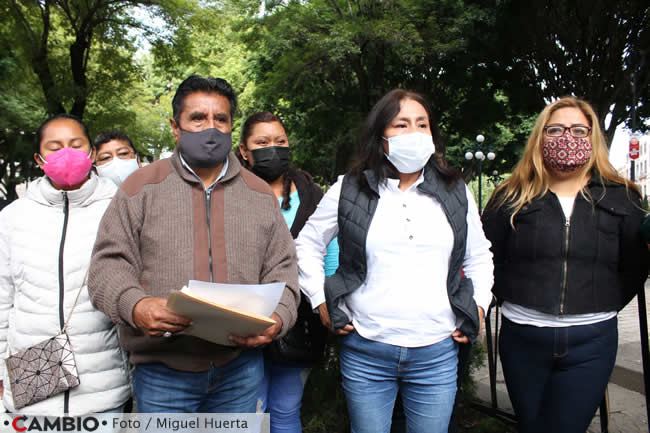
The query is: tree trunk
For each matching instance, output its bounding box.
[69,38,89,118]
[349,52,370,113]
[5,182,18,201]
[31,0,65,116]
[32,54,65,116]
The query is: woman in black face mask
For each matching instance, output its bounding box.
[238,112,339,433]
[239,112,292,201]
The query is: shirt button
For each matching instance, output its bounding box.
[409,235,414,240]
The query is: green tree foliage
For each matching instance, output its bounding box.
[3,0,649,198]
[0,19,46,200]
[86,55,177,159]
[0,0,190,192]
[234,0,534,184]
[4,0,189,119]
[491,0,650,143]
[145,4,256,148]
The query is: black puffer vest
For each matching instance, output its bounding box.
[324,167,481,342]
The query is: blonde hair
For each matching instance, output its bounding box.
[490,96,639,223]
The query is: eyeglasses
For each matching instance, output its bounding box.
[95,150,136,165]
[544,125,592,138]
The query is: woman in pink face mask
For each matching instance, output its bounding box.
[482,97,649,432]
[0,114,131,415]
[34,114,95,189]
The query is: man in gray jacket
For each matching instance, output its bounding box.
[89,75,299,413]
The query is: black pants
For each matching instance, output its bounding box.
[499,316,617,433]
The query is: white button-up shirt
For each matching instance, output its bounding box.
[296,173,494,347]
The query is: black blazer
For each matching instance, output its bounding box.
[482,179,649,315]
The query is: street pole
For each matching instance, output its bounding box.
[466,135,501,411]
[478,157,483,214]
[475,134,486,214]
[631,70,650,433]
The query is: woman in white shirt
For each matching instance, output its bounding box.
[295,89,493,433]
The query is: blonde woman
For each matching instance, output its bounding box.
[482,97,649,433]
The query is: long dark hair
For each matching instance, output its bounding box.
[349,89,460,189]
[239,111,296,210]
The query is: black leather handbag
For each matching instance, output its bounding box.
[268,297,328,365]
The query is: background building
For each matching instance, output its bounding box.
[617,133,650,199]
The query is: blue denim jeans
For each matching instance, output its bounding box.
[499,316,618,433]
[133,349,264,413]
[258,356,310,433]
[339,332,458,433]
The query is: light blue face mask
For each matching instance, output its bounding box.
[96,157,139,186]
[383,132,436,174]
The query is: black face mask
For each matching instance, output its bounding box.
[178,127,232,168]
[250,146,290,182]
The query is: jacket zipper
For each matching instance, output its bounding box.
[558,198,576,315]
[205,190,213,282]
[57,192,71,413]
[559,219,570,314]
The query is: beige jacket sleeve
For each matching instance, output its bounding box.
[262,208,300,337]
[88,188,148,328]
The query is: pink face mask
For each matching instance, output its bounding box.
[542,134,592,172]
[40,147,92,188]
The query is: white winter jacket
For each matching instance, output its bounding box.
[0,173,131,415]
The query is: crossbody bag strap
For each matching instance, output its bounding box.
[60,267,89,335]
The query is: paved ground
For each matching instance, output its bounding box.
[473,279,650,433]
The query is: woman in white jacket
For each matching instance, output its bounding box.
[0,114,131,415]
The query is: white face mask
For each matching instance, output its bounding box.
[96,157,139,186]
[383,132,435,174]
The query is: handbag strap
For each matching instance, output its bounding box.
[60,267,89,335]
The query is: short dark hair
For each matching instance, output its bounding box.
[349,88,460,186]
[35,113,91,154]
[172,75,237,126]
[93,130,135,152]
[239,111,287,149]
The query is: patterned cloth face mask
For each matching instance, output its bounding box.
[542,133,592,172]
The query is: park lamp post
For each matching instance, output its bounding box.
[465,134,495,214]
[465,136,509,424]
